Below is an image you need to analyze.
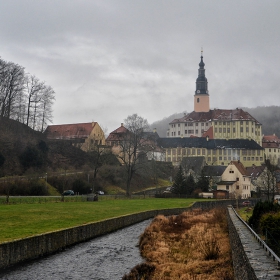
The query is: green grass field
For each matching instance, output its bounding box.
[0,198,198,242]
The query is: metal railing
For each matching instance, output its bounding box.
[230,206,280,267]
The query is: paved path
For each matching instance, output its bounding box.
[228,208,280,279]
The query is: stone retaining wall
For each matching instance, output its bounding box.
[227,207,258,280]
[0,199,255,271]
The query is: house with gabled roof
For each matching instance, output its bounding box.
[262,134,280,165]
[106,123,165,163]
[217,161,251,199]
[246,165,266,193]
[44,122,105,152]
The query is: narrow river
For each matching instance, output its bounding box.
[0,219,152,280]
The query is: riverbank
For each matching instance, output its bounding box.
[0,207,194,270]
[0,198,199,242]
[124,208,234,280]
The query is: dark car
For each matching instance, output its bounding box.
[62,190,75,196]
[242,201,251,207]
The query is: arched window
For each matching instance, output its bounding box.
[197,98,200,103]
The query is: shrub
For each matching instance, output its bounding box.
[19,146,44,170]
[248,200,280,230]
[72,178,91,194]
[197,227,220,260]
[0,178,48,196]
[122,263,155,280]
[260,212,280,254]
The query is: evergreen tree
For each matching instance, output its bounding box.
[196,170,209,192]
[172,166,186,194]
[185,173,196,195]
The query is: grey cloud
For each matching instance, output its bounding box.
[0,0,280,133]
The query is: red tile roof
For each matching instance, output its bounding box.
[263,134,279,142]
[262,142,279,148]
[45,122,96,140]
[262,134,280,148]
[230,161,248,176]
[202,126,214,139]
[106,124,130,141]
[170,108,260,124]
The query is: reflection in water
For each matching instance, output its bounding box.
[0,219,152,280]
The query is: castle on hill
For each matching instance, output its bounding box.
[167,53,262,145]
[159,53,265,168]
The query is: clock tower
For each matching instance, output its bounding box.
[194,51,210,112]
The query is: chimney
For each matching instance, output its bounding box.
[153,128,157,133]
[121,123,123,127]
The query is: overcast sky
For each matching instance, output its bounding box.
[0,1,279,133]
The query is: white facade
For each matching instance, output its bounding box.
[217,161,252,199]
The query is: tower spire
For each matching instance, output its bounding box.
[196,50,208,95]
[194,51,210,112]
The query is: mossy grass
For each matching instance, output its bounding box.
[237,206,254,222]
[0,198,198,242]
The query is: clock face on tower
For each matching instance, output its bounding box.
[197,90,200,93]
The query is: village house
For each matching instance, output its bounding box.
[262,134,280,165]
[106,123,165,163]
[217,161,251,199]
[44,122,105,152]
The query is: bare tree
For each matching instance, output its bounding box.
[25,74,45,127]
[256,160,278,201]
[0,57,55,131]
[39,85,55,132]
[0,60,25,119]
[117,114,153,196]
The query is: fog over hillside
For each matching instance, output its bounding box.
[151,106,280,138]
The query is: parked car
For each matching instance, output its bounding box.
[62,190,75,196]
[242,201,251,207]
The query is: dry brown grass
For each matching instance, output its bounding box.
[123,208,234,280]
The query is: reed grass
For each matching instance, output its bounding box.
[125,208,234,280]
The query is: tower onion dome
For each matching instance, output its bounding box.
[195,54,208,95]
[199,56,205,67]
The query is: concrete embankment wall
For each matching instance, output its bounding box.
[0,207,192,270]
[0,199,256,272]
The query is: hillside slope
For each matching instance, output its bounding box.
[0,117,92,176]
